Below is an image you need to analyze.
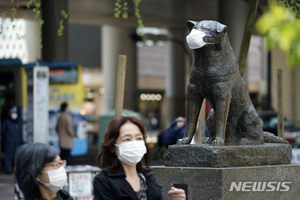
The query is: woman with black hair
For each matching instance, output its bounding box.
[93,116,186,200]
[15,143,73,200]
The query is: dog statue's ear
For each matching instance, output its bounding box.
[217,23,227,33]
[187,20,197,31]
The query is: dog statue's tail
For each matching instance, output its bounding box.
[262,131,289,143]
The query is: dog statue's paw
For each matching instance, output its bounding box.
[203,137,213,144]
[240,138,248,145]
[239,138,263,145]
[212,138,224,146]
[177,137,192,145]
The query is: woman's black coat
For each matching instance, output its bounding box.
[93,165,162,200]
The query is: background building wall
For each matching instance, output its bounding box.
[68,24,101,68]
[271,45,300,126]
[0,18,40,63]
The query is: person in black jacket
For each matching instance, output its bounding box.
[15,143,73,200]
[161,117,186,146]
[1,106,20,174]
[93,116,186,200]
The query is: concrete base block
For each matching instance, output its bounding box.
[152,164,300,200]
[165,143,292,167]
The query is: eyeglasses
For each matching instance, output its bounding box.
[44,160,67,170]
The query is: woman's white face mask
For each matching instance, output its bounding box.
[115,140,147,165]
[11,113,18,120]
[39,166,67,192]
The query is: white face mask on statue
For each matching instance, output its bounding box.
[39,167,67,192]
[115,141,147,165]
[186,29,213,49]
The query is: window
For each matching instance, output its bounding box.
[49,67,78,84]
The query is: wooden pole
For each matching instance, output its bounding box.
[277,69,284,138]
[115,55,127,117]
[238,0,259,77]
[195,100,206,144]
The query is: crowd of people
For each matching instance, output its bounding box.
[10,113,186,200]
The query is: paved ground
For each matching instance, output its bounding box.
[0,172,14,200]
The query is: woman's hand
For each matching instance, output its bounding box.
[168,187,186,200]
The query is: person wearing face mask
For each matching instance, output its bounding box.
[0,106,20,174]
[93,116,186,200]
[15,143,73,200]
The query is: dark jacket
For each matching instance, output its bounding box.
[1,118,19,145]
[26,190,73,200]
[93,165,162,200]
[161,119,186,145]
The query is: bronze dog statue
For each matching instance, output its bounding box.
[177,20,288,145]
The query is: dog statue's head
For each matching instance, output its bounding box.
[186,20,227,50]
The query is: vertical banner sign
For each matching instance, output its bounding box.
[33,66,49,143]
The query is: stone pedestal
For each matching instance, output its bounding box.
[165,143,292,167]
[153,143,298,199]
[152,164,300,200]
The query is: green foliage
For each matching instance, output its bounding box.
[58,10,68,36]
[1,0,68,48]
[114,0,144,35]
[256,0,300,68]
[133,0,144,35]
[26,0,43,47]
[10,7,17,21]
[280,0,300,18]
[114,0,128,19]
[0,11,7,34]
[2,0,143,47]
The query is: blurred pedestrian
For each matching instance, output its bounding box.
[1,106,19,174]
[56,102,74,164]
[161,116,186,146]
[160,116,209,145]
[15,143,73,200]
[1,94,16,123]
[93,116,186,200]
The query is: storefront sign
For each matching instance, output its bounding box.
[69,172,93,197]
